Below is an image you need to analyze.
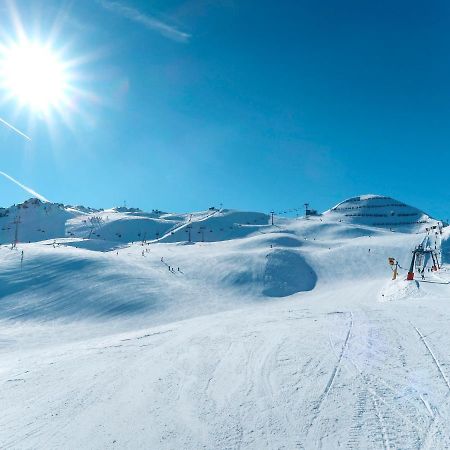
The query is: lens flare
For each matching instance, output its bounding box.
[0,41,68,112]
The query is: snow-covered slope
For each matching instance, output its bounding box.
[324,194,439,232]
[0,198,269,247]
[0,198,79,244]
[1,194,449,449]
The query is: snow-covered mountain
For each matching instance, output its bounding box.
[0,197,269,246]
[1,194,450,449]
[324,194,439,231]
[0,194,440,248]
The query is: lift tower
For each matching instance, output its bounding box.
[12,215,20,248]
[407,244,440,280]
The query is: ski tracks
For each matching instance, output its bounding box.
[303,311,353,443]
[323,312,353,401]
[413,325,450,392]
[314,311,431,450]
[343,317,427,450]
[412,323,450,449]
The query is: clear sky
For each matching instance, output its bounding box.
[0,0,449,219]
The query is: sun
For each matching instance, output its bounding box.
[0,41,68,112]
[0,5,97,139]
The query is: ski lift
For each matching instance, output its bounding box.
[407,243,440,280]
[415,253,424,268]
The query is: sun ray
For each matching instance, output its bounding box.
[0,40,69,112]
[0,5,104,145]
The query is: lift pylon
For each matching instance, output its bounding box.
[406,243,440,281]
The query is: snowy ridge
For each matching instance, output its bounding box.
[0,198,270,246]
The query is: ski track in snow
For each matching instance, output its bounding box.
[413,325,450,392]
[304,311,353,443]
[412,324,450,450]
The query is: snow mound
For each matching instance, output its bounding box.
[324,194,437,232]
[263,249,317,296]
[379,278,423,302]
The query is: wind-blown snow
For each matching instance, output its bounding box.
[1,194,449,449]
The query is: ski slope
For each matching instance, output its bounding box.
[1,195,450,449]
[324,194,439,232]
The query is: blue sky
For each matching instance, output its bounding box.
[0,0,449,219]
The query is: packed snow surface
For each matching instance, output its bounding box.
[1,195,450,449]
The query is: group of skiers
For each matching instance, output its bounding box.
[160,256,181,273]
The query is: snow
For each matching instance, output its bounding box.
[324,194,439,232]
[379,278,423,302]
[1,195,450,448]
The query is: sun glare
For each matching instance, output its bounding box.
[0,42,68,111]
[0,7,97,137]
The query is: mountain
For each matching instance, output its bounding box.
[323,194,439,232]
[0,197,269,246]
[0,194,442,248]
[1,194,450,449]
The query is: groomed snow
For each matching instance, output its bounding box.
[1,195,449,449]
